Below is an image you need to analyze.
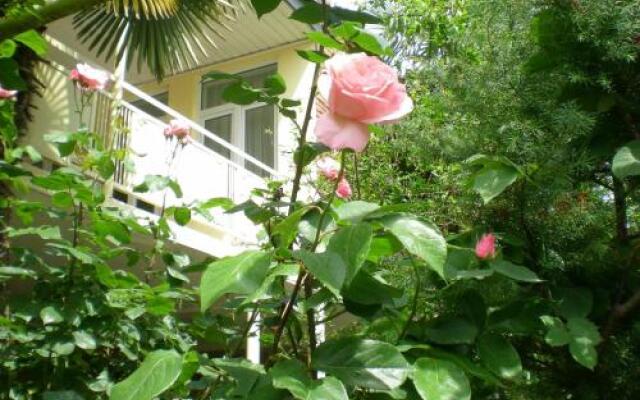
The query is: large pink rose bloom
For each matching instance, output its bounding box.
[316,53,413,152]
[0,86,17,100]
[70,63,110,91]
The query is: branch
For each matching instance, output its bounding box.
[0,0,103,39]
[603,289,640,339]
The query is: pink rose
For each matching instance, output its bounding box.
[0,86,17,100]
[335,177,353,199]
[316,156,341,180]
[316,53,413,152]
[475,233,496,260]
[164,119,191,141]
[70,63,109,91]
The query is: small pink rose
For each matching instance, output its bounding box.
[164,119,191,141]
[0,86,17,100]
[70,63,109,91]
[335,177,353,199]
[315,53,413,152]
[475,233,496,260]
[316,156,341,181]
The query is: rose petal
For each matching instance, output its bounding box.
[315,113,370,153]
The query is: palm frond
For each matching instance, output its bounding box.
[73,0,247,80]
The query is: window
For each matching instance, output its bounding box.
[201,65,277,177]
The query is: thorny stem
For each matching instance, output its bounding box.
[270,269,308,358]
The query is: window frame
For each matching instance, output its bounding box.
[198,63,279,173]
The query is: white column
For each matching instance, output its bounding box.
[246,312,261,364]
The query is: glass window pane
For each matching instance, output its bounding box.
[204,114,232,159]
[244,104,275,177]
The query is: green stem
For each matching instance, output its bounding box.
[398,257,421,342]
[0,0,103,39]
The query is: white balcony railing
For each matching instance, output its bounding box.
[31,36,278,245]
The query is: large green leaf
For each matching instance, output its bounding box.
[490,260,541,283]
[554,287,593,319]
[465,155,521,204]
[334,201,380,222]
[13,30,48,56]
[251,0,282,18]
[110,350,183,400]
[567,317,601,370]
[312,338,410,390]
[271,359,348,400]
[540,316,571,347]
[381,214,447,279]
[327,223,373,286]
[412,358,471,400]
[612,140,640,179]
[477,334,522,379]
[423,317,478,345]
[200,251,271,311]
[295,250,346,297]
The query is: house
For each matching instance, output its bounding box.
[21,0,365,364]
[25,1,322,260]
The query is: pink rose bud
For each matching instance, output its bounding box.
[335,177,353,199]
[70,63,110,91]
[316,53,414,152]
[164,119,191,141]
[316,156,341,180]
[0,86,18,100]
[475,233,496,260]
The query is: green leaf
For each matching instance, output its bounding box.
[7,226,62,240]
[412,358,471,400]
[612,140,640,179]
[40,306,64,325]
[200,251,271,311]
[271,359,310,399]
[14,30,48,56]
[307,377,349,400]
[134,175,183,198]
[352,29,388,56]
[343,271,402,306]
[290,3,324,24]
[334,201,380,222]
[306,32,345,50]
[554,287,593,319]
[567,317,601,370]
[296,50,330,64]
[466,156,521,204]
[52,192,74,208]
[381,214,447,279]
[0,40,16,58]
[477,334,522,379]
[173,207,191,226]
[43,132,78,157]
[327,223,373,286]
[295,250,346,297]
[251,0,282,18]
[424,317,478,345]
[540,316,571,347]
[264,73,287,95]
[312,338,410,390]
[110,350,183,400]
[272,206,310,248]
[0,266,36,279]
[223,81,260,105]
[0,58,26,90]
[490,260,541,283]
[73,330,97,350]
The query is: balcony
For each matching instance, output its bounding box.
[25,37,279,257]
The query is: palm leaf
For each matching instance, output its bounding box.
[73,0,247,80]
